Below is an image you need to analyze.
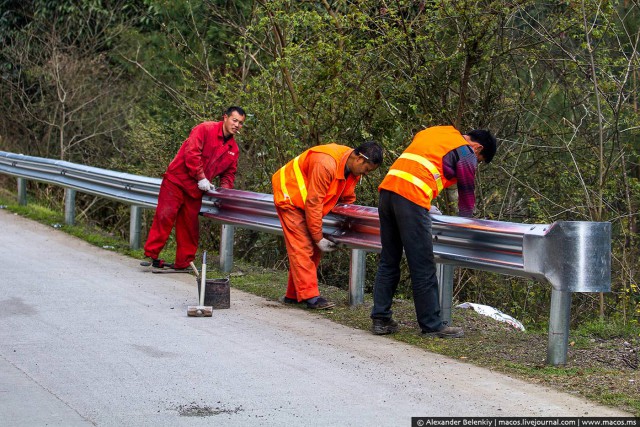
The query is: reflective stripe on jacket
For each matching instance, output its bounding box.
[378,126,468,209]
[272,143,357,216]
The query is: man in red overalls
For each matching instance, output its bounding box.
[143,106,246,270]
[272,141,383,309]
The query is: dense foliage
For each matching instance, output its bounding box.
[1,0,638,328]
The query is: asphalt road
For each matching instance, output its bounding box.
[0,209,631,426]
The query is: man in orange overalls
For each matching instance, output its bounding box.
[143,106,246,270]
[272,141,383,309]
[371,126,497,337]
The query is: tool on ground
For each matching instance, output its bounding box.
[189,262,199,276]
[151,268,190,274]
[141,259,186,272]
[187,251,212,317]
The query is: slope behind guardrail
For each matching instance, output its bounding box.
[0,151,611,365]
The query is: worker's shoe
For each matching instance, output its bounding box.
[305,297,335,310]
[422,325,464,339]
[140,258,171,268]
[151,258,171,269]
[371,318,399,335]
[279,296,299,305]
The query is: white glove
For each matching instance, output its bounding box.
[316,238,337,252]
[197,178,213,192]
[429,205,442,215]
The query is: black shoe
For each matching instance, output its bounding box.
[279,296,299,304]
[371,318,399,335]
[305,297,335,310]
[152,258,172,269]
[140,258,170,268]
[422,326,464,338]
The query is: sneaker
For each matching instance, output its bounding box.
[279,296,299,304]
[305,297,335,310]
[371,318,399,335]
[422,326,464,338]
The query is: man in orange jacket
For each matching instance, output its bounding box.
[143,106,246,270]
[371,126,496,337]
[272,141,383,309]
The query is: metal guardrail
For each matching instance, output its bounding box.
[206,190,611,293]
[0,151,612,365]
[0,152,162,207]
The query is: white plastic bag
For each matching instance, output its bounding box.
[457,302,525,331]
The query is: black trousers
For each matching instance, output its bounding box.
[371,190,443,333]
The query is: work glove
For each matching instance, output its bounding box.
[197,178,213,192]
[429,205,442,215]
[316,238,337,253]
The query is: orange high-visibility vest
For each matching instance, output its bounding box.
[379,126,468,209]
[273,143,356,216]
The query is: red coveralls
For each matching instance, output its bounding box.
[271,144,360,301]
[144,121,239,269]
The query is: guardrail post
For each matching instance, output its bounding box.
[220,224,235,273]
[17,177,27,205]
[437,264,455,325]
[349,249,367,305]
[547,289,572,366]
[129,205,142,250]
[64,189,76,225]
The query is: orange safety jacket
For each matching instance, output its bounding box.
[379,126,468,209]
[273,144,360,243]
[273,143,358,214]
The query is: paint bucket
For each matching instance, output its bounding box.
[197,278,230,309]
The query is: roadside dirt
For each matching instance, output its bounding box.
[229,267,640,416]
[405,305,640,414]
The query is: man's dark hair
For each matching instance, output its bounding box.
[225,106,246,117]
[354,141,383,165]
[466,129,497,163]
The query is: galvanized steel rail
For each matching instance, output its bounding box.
[0,151,611,365]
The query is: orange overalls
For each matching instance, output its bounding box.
[272,144,360,301]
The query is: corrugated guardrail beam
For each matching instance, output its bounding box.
[0,151,612,365]
[202,188,611,293]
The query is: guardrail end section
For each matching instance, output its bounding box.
[523,221,611,293]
